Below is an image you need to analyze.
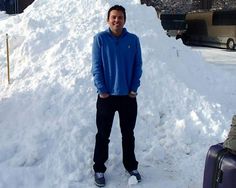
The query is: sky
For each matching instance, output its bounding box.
[0,0,236,187]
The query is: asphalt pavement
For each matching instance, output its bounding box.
[191,46,236,74]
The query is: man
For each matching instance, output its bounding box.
[92,5,142,187]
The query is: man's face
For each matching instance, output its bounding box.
[107,10,125,36]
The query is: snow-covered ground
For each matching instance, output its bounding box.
[192,46,236,74]
[0,0,236,187]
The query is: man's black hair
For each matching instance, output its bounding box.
[107,5,126,21]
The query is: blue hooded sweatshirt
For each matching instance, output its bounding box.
[92,28,142,95]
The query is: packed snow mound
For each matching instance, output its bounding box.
[0,0,236,188]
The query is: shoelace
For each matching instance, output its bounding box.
[95,172,104,178]
[130,170,138,174]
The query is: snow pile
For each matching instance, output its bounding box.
[128,175,138,186]
[0,0,236,187]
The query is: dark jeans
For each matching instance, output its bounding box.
[93,95,138,173]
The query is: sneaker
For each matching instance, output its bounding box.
[94,172,105,187]
[128,170,141,182]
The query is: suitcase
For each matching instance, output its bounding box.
[203,143,236,188]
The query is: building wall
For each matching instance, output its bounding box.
[18,0,34,13]
[4,0,34,14]
[201,0,213,9]
[0,0,6,11]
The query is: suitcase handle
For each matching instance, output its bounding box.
[212,148,228,188]
[216,169,223,183]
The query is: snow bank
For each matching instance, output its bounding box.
[0,0,236,187]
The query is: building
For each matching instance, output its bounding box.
[193,0,213,9]
[0,0,5,11]
[2,0,34,14]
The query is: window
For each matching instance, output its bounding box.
[213,10,236,25]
